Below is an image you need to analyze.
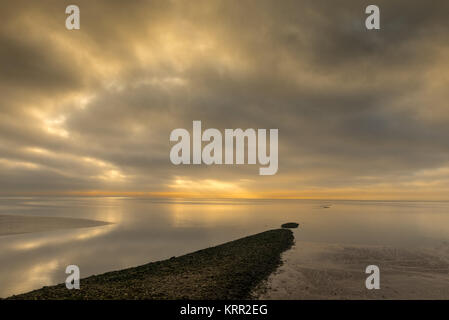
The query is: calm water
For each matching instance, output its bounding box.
[1,197,449,297]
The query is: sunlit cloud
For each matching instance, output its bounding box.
[167,177,249,196]
[0,158,40,170]
[1,1,449,199]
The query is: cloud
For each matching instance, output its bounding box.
[1,0,449,199]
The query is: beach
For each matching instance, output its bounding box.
[1,198,449,299]
[6,223,449,300]
[0,215,110,237]
[8,229,293,299]
[259,236,449,299]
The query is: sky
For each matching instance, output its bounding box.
[1,0,449,200]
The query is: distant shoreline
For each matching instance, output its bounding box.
[7,229,294,300]
[0,215,111,237]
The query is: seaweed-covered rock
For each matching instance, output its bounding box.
[281,222,299,229]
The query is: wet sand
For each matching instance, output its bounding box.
[258,240,449,299]
[0,215,111,236]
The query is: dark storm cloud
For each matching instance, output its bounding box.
[1,0,449,197]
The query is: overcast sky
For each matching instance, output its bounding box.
[1,0,449,199]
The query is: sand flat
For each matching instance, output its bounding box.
[0,214,110,236]
[258,240,449,299]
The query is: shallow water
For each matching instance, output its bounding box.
[1,197,449,298]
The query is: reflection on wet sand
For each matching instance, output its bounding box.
[9,224,116,251]
[169,202,260,228]
[1,224,116,296]
[1,197,449,299]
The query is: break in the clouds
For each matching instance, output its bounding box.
[1,0,449,199]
